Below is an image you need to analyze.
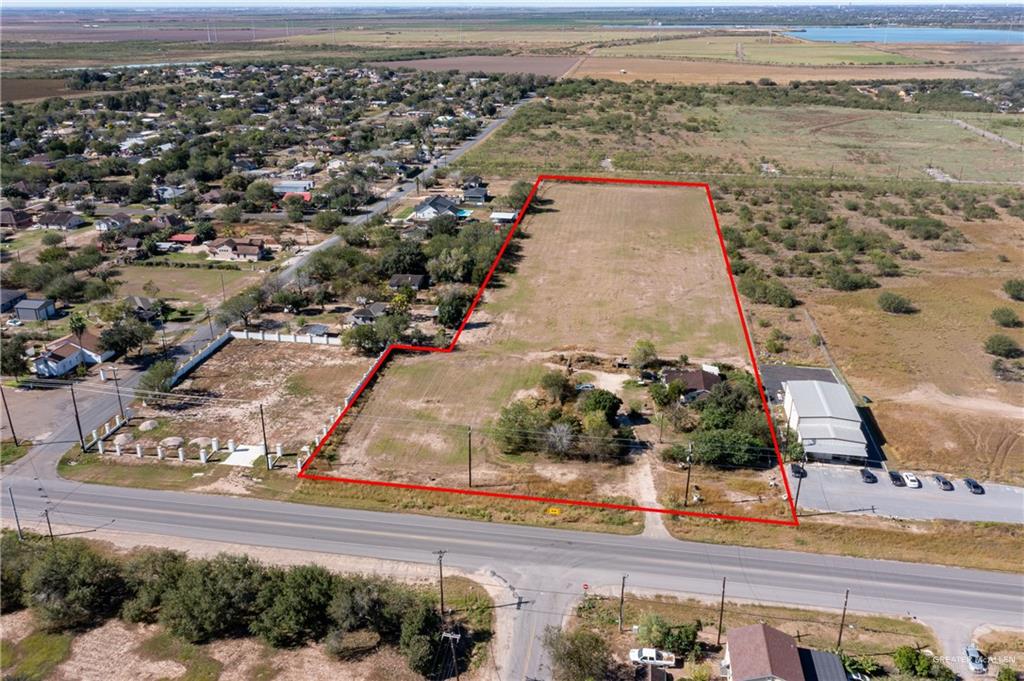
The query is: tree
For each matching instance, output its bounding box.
[578,389,622,425]
[1003,279,1024,302]
[379,241,426,277]
[311,211,345,234]
[437,289,472,329]
[398,599,441,675]
[216,205,243,224]
[251,564,337,648]
[345,324,384,355]
[540,371,571,404]
[41,231,65,247]
[283,195,306,223]
[542,627,609,681]
[893,646,932,677]
[193,221,216,242]
[160,554,265,643]
[877,291,915,314]
[120,548,187,624]
[217,289,260,328]
[139,359,176,394]
[244,180,277,211]
[69,310,87,368]
[0,335,27,378]
[997,668,1019,681]
[630,339,658,370]
[985,334,1022,359]
[545,421,577,456]
[692,428,763,467]
[638,613,701,657]
[1,531,44,612]
[22,539,126,631]
[98,318,155,357]
[991,307,1022,328]
[505,181,533,212]
[494,400,549,454]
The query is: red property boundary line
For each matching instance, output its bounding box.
[299,175,800,527]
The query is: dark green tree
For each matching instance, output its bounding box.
[251,564,337,648]
[22,539,126,631]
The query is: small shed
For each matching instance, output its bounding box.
[14,298,57,321]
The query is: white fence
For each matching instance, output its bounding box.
[231,329,343,346]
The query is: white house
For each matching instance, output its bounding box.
[412,195,458,222]
[782,380,868,463]
[95,213,132,232]
[33,331,114,377]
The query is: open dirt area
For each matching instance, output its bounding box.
[133,340,371,454]
[565,55,1003,85]
[377,55,582,78]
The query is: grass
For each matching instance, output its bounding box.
[1,440,31,467]
[0,630,74,681]
[136,631,223,681]
[596,35,920,66]
[112,265,262,307]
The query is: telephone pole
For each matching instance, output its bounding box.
[1,385,19,446]
[43,508,54,543]
[716,577,727,646]
[618,574,628,632]
[683,447,693,507]
[434,550,448,619]
[259,404,272,470]
[69,383,85,450]
[9,489,23,540]
[109,366,126,421]
[836,589,850,648]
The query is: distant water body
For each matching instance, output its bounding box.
[787,26,1022,44]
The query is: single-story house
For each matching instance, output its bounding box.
[1,289,27,313]
[412,195,459,222]
[0,209,33,229]
[152,214,186,231]
[168,233,200,246]
[36,212,85,231]
[118,237,142,253]
[207,237,266,262]
[388,274,430,291]
[722,624,846,681]
[95,213,133,232]
[662,367,722,402]
[14,298,57,321]
[124,295,161,321]
[348,302,389,326]
[33,330,114,377]
[782,380,868,463]
[297,323,329,337]
[155,186,187,202]
[490,211,518,225]
[462,187,489,205]
[461,175,485,189]
[272,180,314,195]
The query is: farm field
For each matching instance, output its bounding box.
[459,100,1024,184]
[565,55,1002,85]
[595,34,918,65]
[376,55,582,78]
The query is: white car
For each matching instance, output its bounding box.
[629,648,676,668]
[901,472,921,488]
[5,318,23,327]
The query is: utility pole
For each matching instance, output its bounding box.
[836,589,850,648]
[618,574,628,633]
[683,447,693,507]
[110,366,126,421]
[43,508,54,543]
[69,383,85,451]
[1,385,19,446]
[793,453,807,512]
[205,307,215,338]
[466,426,472,488]
[716,577,727,646]
[441,630,462,680]
[259,404,272,470]
[434,550,448,619]
[9,489,24,540]
[220,272,227,303]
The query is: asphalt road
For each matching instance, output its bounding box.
[1,475,1021,680]
[797,463,1024,523]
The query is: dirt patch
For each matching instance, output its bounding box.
[51,620,184,681]
[0,610,36,645]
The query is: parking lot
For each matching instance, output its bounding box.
[795,463,1024,523]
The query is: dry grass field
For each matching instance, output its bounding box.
[376,55,581,77]
[113,265,263,308]
[595,34,919,65]
[565,56,1002,85]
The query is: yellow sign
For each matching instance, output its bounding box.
[546,507,561,516]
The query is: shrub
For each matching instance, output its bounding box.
[138,360,177,394]
[23,539,126,631]
[997,667,1019,681]
[0,531,44,612]
[991,307,1022,328]
[120,549,187,624]
[629,339,658,369]
[985,334,1023,359]
[539,371,571,404]
[1003,279,1024,301]
[160,554,266,643]
[738,273,797,307]
[251,564,337,648]
[324,629,381,660]
[542,626,609,681]
[579,389,623,425]
[878,292,915,314]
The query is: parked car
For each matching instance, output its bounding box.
[859,468,877,483]
[575,383,595,392]
[901,472,921,488]
[888,471,906,487]
[932,474,954,491]
[5,318,23,327]
[964,478,985,495]
[849,673,872,681]
[629,648,676,668]
[789,462,807,479]
[965,644,987,673]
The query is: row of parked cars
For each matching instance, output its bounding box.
[788,463,985,494]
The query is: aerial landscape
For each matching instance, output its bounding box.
[0,2,1021,681]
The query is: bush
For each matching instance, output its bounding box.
[160,554,266,643]
[0,531,44,612]
[878,292,915,314]
[997,668,1019,681]
[629,339,658,369]
[138,359,177,394]
[252,564,337,648]
[324,629,381,660]
[992,307,1022,328]
[578,389,622,425]
[985,334,1023,359]
[737,273,797,307]
[398,600,441,675]
[894,646,932,677]
[1004,279,1024,301]
[542,626,609,681]
[120,549,187,623]
[23,539,126,631]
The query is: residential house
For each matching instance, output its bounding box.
[348,302,389,326]
[388,274,430,291]
[14,298,57,321]
[462,186,488,205]
[95,213,133,232]
[124,295,161,321]
[411,195,458,222]
[36,212,85,231]
[782,380,868,463]
[152,214,186,231]
[155,186,186,202]
[207,237,266,262]
[272,180,314,195]
[297,323,329,337]
[490,211,518,225]
[461,175,485,189]
[168,233,200,246]
[722,624,846,681]
[118,237,142,254]
[33,330,115,377]
[0,209,33,229]
[661,367,722,402]
[1,289,27,313]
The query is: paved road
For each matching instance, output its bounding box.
[1,476,1021,680]
[798,463,1024,524]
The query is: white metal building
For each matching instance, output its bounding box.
[782,380,868,463]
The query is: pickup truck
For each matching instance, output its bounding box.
[629,648,676,668]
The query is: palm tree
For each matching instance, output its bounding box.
[68,311,87,372]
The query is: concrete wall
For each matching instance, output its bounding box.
[230,329,343,346]
[170,331,233,386]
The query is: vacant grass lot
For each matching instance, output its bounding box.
[113,265,263,308]
[596,35,918,65]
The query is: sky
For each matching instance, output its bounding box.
[5,0,1023,7]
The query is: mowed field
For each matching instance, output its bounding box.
[595,35,919,65]
[565,56,1002,85]
[113,265,263,308]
